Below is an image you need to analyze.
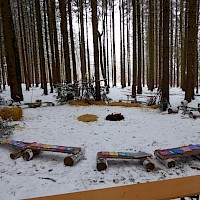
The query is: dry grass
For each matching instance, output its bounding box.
[108,101,143,107]
[145,104,159,109]
[0,107,23,121]
[77,114,98,122]
[69,99,106,106]
[69,99,159,109]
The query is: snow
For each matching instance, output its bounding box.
[0,85,200,200]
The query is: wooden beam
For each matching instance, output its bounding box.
[28,175,200,200]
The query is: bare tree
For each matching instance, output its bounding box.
[91,0,101,100]
[148,0,154,91]
[185,0,197,102]
[59,0,71,83]
[132,0,137,96]
[137,0,142,94]
[162,0,170,102]
[0,0,23,101]
[68,0,77,83]
[35,0,48,95]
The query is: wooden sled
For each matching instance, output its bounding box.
[154,144,200,168]
[97,151,155,172]
[0,138,84,166]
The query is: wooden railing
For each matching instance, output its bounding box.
[28,175,200,200]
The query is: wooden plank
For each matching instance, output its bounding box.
[28,175,200,200]
[155,145,200,160]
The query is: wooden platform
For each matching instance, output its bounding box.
[28,175,200,200]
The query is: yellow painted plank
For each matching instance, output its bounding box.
[28,175,200,200]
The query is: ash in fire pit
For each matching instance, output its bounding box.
[105,113,124,121]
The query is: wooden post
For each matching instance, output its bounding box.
[97,158,108,171]
[156,156,176,168]
[168,107,178,114]
[143,159,155,172]
[64,149,85,166]
[10,150,23,159]
[22,149,41,161]
[22,149,34,161]
[189,111,200,119]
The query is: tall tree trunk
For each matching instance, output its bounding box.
[91,0,101,100]
[44,0,53,93]
[155,0,159,88]
[24,1,34,87]
[0,0,23,101]
[59,0,71,83]
[162,0,170,103]
[180,0,184,89]
[51,0,61,84]
[68,0,77,83]
[102,0,107,87]
[175,0,179,87]
[182,1,188,91]
[148,0,154,91]
[119,0,123,87]
[112,0,117,86]
[127,1,131,87]
[110,7,113,86]
[85,0,91,83]
[79,0,87,83]
[105,0,109,88]
[141,0,145,87]
[132,0,137,96]
[170,0,173,87]
[31,1,39,87]
[20,0,30,90]
[0,43,2,92]
[46,0,56,85]
[185,0,197,102]
[35,0,48,95]
[137,0,142,94]
[159,0,163,88]
[121,0,126,88]
[195,0,199,93]
[98,31,105,83]
[27,0,36,87]
[0,17,6,90]
[16,0,26,85]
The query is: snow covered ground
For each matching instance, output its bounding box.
[0,85,200,200]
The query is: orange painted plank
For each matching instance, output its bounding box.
[28,175,200,200]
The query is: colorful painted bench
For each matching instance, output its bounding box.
[0,138,84,166]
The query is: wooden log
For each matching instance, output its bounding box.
[97,158,108,171]
[64,149,85,166]
[189,111,200,119]
[155,156,176,168]
[10,149,23,159]
[22,149,34,161]
[168,107,178,114]
[143,159,155,172]
[194,154,200,160]
[22,149,41,161]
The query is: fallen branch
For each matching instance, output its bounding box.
[38,177,56,182]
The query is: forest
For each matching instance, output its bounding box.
[0,0,199,104]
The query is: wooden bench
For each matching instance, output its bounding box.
[28,175,200,200]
